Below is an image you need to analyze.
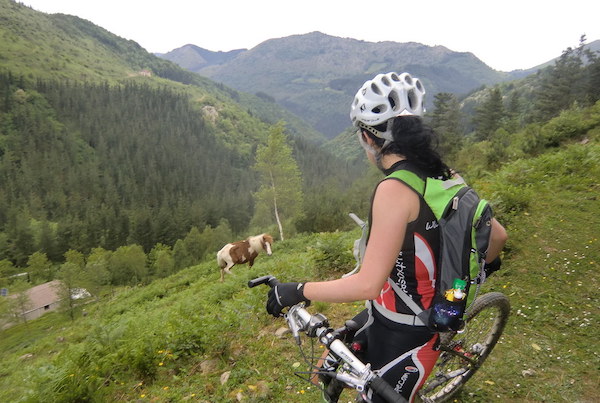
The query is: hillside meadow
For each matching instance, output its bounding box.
[1,136,598,402]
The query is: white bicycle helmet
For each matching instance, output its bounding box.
[350,72,426,141]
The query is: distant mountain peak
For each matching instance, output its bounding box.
[158,45,246,72]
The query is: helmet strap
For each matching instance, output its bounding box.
[357,130,386,171]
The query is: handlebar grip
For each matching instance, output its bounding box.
[247,275,279,288]
[370,376,407,403]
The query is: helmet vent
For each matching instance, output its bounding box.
[407,89,417,108]
[371,83,383,95]
[372,104,387,114]
[415,79,423,92]
[390,73,400,82]
[388,91,399,111]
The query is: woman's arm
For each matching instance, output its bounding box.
[302,179,419,302]
[485,218,508,263]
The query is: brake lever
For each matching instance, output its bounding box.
[285,307,302,345]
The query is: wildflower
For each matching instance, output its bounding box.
[158,362,164,366]
[140,394,146,398]
[163,386,169,390]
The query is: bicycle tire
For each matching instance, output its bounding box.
[418,292,510,403]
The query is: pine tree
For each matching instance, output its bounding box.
[473,87,504,141]
[533,37,586,121]
[583,41,600,104]
[429,92,464,162]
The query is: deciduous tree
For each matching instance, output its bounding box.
[252,123,304,240]
[26,251,52,283]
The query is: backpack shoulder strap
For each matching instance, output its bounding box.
[385,169,426,196]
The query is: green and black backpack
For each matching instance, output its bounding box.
[386,168,494,331]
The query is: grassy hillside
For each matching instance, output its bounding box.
[0,0,325,144]
[1,134,598,402]
[0,0,194,84]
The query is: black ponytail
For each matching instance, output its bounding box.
[369,116,451,179]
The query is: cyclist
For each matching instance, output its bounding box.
[265,72,508,402]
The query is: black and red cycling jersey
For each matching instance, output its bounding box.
[369,172,441,319]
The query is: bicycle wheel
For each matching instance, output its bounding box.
[419,292,510,403]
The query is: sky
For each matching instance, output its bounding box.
[22,0,600,72]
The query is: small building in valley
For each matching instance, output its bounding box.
[14,280,63,322]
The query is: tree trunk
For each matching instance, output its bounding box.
[270,171,284,240]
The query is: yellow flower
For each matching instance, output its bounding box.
[163,386,169,390]
[158,362,164,366]
[140,394,146,398]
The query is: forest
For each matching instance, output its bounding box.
[0,72,368,288]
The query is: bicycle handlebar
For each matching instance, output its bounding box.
[249,275,407,403]
[370,376,406,403]
[247,275,278,288]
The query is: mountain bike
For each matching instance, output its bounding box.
[249,275,510,403]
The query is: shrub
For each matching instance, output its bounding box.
[541,107,588,146]
[489,183,534,224]
[309,232,355,278]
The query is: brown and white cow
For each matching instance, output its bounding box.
[217,234,274,282]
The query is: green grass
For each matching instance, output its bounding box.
[1,144,599,402]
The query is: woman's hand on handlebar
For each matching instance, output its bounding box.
[266,282,311,317]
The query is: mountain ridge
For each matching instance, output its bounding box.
[160,33,600,139]
[159,31,511,138]
[156,44,245,72]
